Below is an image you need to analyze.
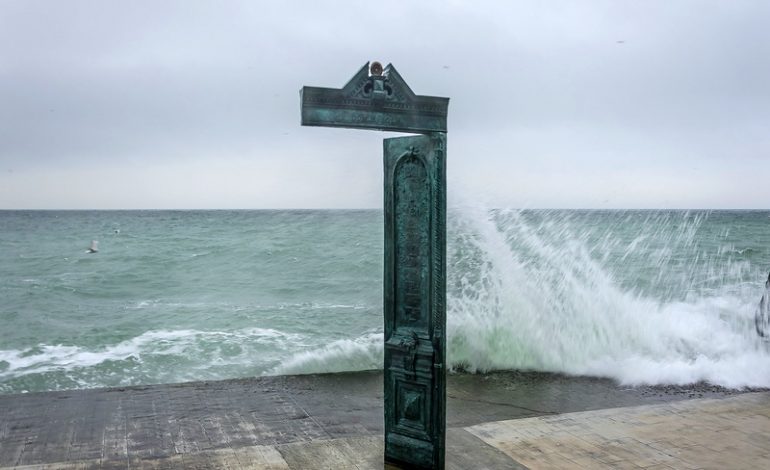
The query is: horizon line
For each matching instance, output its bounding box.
[1,207,769,212]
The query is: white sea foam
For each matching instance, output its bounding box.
[0,327,303,380]
[270,332,383,375]
[443,206,770,388]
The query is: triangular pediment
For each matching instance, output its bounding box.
[300,61,449,133]
[341,62,418,104]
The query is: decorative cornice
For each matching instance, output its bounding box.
[300,62,449,133]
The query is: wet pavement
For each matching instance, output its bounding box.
[0,370,762,469]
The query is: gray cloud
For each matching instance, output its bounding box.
[1,0,768,208]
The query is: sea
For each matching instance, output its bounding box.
[1,209,769,395]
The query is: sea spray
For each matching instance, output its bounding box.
[272,207,770,388]
[443,207,770,388]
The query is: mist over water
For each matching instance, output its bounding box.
[1,208,769,394]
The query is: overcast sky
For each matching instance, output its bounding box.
[1,0,768,209]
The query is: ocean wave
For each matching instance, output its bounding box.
[124,299,369,311]
[261,294,770,389]
[257,208,770,388]
[0,327,305,382]
[269,332,383,376]
[442,207,770,388]
[4,208,770,392]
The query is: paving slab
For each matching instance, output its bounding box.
[467,392,770,470]
[0,370,763,469]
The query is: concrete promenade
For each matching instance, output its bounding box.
[0,371,767,469]
[468,391,770,469]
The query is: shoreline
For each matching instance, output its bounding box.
[0,368,762,401]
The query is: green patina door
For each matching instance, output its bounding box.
[301,62,448,469]
[383,134,446,468]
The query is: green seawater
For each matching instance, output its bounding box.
[1,209,769,393]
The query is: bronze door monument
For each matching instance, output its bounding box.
[301,62,448,469]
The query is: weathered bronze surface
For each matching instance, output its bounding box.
[300,62,448,469]
[300,62,449,133]
[384,134,446,469]
[756,271,770,337]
